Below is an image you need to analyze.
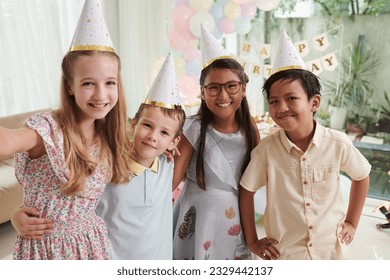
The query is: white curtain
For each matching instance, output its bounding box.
[0,0,84,117]
[0,0,171,117]
[117,0,171,117]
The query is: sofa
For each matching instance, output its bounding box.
[0,108,51,224]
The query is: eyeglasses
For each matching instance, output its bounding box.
[202,81,243,97]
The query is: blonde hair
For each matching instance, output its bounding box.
[133,103,186,137]
[53,50,132,195]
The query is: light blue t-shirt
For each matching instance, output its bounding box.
[96,155,173,260]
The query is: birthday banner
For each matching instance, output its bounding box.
[237,25,344,79]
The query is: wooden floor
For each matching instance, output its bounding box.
[1,197,389,260]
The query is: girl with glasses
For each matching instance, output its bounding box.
[172,58,260,260]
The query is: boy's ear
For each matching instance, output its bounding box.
[311,94,321,112]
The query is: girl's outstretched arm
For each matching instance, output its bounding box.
[0,126,44,158]
[172,134,193,191]
[11,206,53,240]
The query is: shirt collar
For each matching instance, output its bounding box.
[279,120,322,153]
[129,157,159,177]
[311,119,322,148]
[279,129,295,153]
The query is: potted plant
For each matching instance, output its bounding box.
[323,35,380,132]
[322,55,348,130]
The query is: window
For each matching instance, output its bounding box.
[0,0,83,116]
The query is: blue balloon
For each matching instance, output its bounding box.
[213,27,223,39]
[186,59,201,76]
[216,0,230,6]
[210,3,224,20]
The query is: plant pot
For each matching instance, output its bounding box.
[328,105,347,130]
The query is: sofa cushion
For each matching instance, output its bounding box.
[0,162,23,224]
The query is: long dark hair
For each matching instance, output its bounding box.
[195,58,260,190]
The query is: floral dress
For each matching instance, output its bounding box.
[13,112,110,260]
[172,116,251,260]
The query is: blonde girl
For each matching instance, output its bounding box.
[1,50,132,259]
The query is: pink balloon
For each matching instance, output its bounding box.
[184,46,200,61]
[178,75,199,99]
[219,17,235,34]
[168,28,193,51]
[241,2,257,20]
[171,5,194,31]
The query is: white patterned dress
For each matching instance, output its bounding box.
[13,112,110,259]
[173,116,251,260]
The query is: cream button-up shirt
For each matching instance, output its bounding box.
[240,123,371,259]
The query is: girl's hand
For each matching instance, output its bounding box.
[249,237,280,260]
[11,206,53,240]
[164,147,181,163]
[339,221,356,245]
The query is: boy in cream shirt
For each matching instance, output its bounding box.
[239,31,371,260]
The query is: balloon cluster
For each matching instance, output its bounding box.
[167,0,280,103]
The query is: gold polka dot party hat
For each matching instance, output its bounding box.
[272,29,308,74]
[143,52,183,109]
[200,24,233,69]
[69,0,114,52]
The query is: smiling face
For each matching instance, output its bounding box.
[268,79,320,137]
[69,54,119,125]
[201,68,246,123]
[131,106,181,167]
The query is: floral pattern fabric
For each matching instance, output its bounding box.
[173,117,251,260]
[13,112,110,259]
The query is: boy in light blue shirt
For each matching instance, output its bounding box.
[96,52,185,259]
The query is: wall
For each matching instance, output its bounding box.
[341,15,390,104]
[273,15,390,106]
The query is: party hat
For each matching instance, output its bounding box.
[272,29,308,74]
[69,0,114,52]
[143,52,183,109]
[200,24,233,69]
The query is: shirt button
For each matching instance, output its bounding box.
[308,243,313,247]
[302,157,306,161]
[305,202,311,207]
[309,225,313,230]
[303,180,308,185]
